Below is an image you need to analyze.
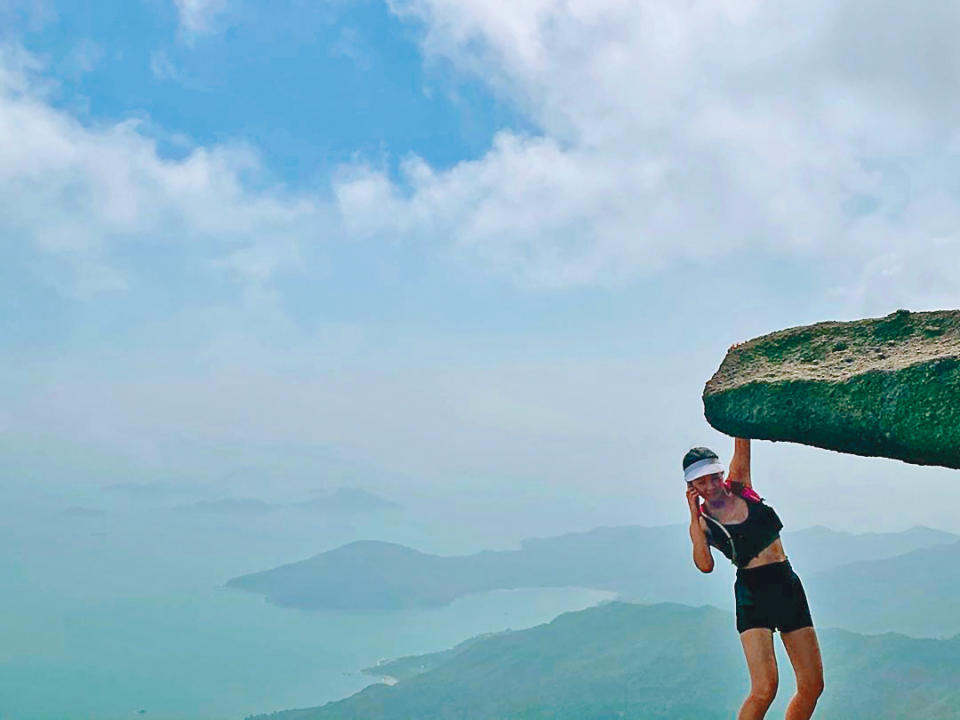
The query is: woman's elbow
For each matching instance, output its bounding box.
[695,558,714,573]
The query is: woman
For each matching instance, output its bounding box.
[685,438,824,720]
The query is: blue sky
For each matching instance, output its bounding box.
[3,0,960,537]
[7,0,519,174]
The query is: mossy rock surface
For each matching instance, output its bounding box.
[703,309,960,469]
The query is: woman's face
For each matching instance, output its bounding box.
[691,472,725,501]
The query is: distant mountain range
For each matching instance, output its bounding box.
[806,539,960,637]
[226,524,959,627]
[247,601,960,720]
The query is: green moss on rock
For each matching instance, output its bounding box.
[703,309,960,469]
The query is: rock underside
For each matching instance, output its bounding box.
[703,309,960,469]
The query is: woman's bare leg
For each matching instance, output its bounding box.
[781,627,824,720]
[738,628,778,720]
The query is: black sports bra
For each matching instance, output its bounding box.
[702,497,783,568]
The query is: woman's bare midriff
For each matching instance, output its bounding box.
[703,495,788,569]
[742,537,788,569]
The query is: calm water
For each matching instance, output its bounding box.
[0,503,615,720]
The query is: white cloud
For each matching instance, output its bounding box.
[0,45,333,295]
[7,3,960,308]
[332,0,960,302]
[0,0,58,32]
[329,27,372,69]
[835,227,960,316]
[58,39,103,79]
[149,50,179,81]
[173,0,228,35]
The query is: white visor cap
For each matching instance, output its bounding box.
[684,458,725,483]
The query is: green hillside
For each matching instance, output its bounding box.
[248,602,960,720]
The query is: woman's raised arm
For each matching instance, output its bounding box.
[728,437,752,489]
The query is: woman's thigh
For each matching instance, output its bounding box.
[781,627,824,692]
[740,628,778,689]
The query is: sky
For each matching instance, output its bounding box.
[3,0,960,540]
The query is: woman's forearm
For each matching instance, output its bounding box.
[689,521,714,573]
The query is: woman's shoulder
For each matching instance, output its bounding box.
[730,481,763,504]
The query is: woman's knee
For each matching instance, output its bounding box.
[798,674,824,700]
[751,678,779,706]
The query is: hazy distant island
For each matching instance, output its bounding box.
[292,487,400,514]
[101,480,398,517]
[62,505,107,518]
[175,498,276,515]
[246,601,960,720]
[173,487,398,516]
[226,523,959,635]
[102,481,206,501]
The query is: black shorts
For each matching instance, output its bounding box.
[734,559,813,634]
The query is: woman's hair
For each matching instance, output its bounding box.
[682,446,720,472]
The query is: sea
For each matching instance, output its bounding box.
[0,495,616,720]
